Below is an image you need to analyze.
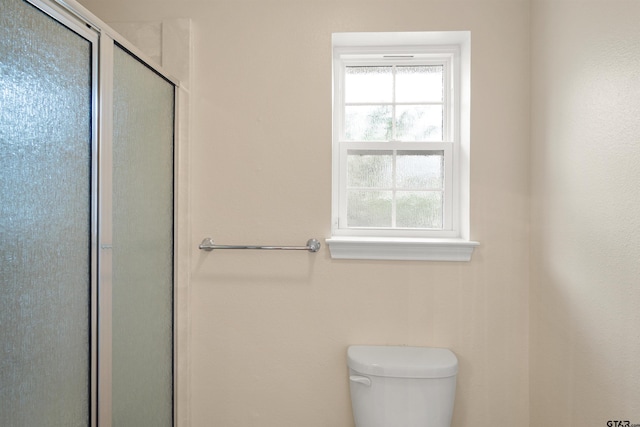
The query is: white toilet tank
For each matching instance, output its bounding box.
[347,345,458,427]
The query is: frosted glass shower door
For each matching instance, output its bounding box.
[111,45,175,426]
[0,0,95,425]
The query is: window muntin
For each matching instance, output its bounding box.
[334,50,458,237]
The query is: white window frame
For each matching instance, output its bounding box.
[327,32,478,261]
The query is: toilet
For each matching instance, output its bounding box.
[347,345,458,427]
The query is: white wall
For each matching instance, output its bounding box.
[78,0,531,426]
[531,1,640,425]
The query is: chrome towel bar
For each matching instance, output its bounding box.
[199,237,321,253]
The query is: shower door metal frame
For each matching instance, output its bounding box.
[22,0,181,426]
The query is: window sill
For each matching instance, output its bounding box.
[325,236,479,261]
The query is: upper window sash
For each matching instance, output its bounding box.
[334,46,459,144]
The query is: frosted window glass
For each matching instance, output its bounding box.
[395,66,443,103]
[395,105,443,141]
[347,190,392,227]
[0,0,92,425]
[344,105,392,141]
[112,46,174,426]
[396,191,443,228]
[396,151,444,189]
[345,66,393,103]
[347,151,393,188]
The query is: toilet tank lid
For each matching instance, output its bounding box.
[347,346,458,379]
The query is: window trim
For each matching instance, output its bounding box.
[328,31,477,261]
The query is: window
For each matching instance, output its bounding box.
[327,32,477,261]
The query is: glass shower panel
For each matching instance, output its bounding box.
[112,45,175,426]
[0,0,92,425]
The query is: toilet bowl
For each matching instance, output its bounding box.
[347,345,458,427]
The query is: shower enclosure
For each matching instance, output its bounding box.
[0,0,178,425]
